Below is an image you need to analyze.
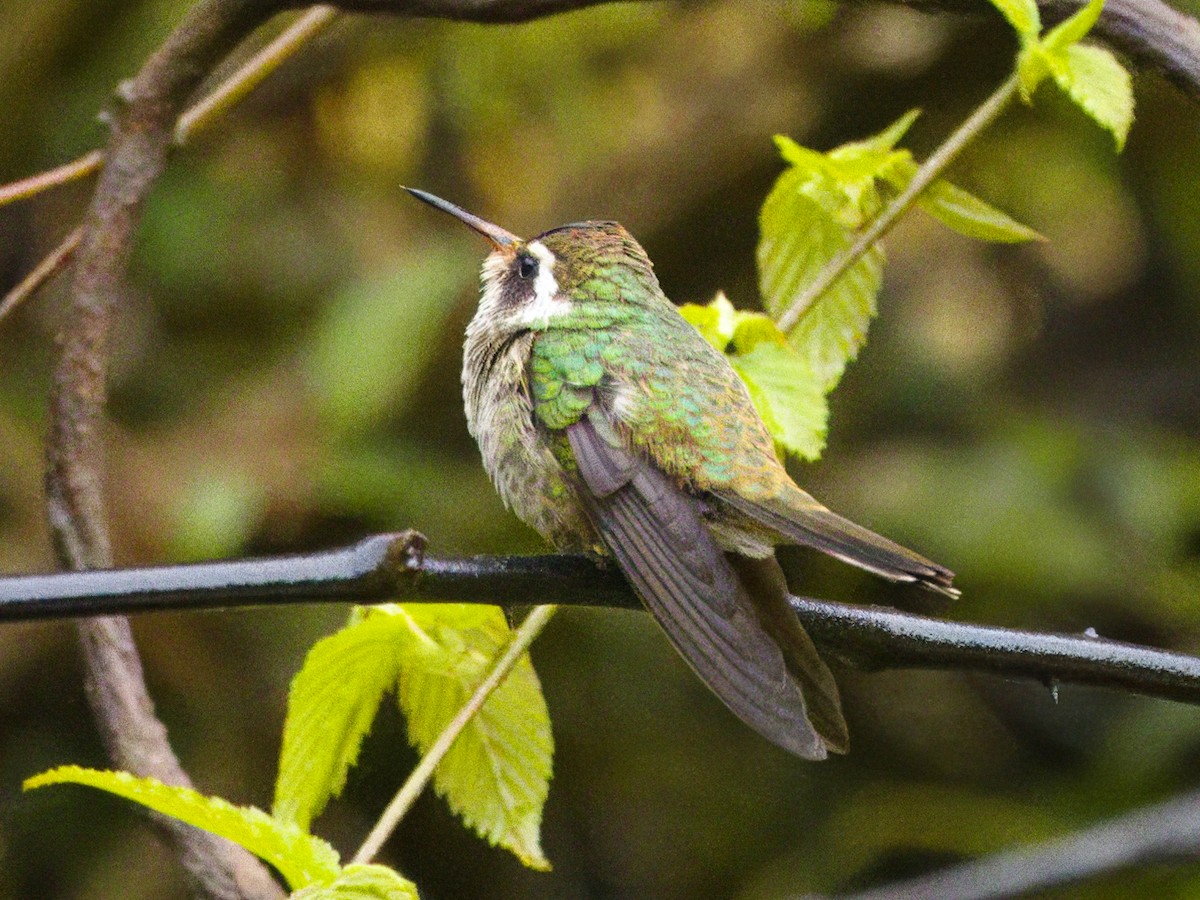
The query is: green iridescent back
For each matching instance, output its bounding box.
[527,223,788,500]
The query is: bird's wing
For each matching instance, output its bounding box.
[566,415,838,759]
[714,488,959,598]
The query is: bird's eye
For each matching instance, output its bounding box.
[517,254,539,280]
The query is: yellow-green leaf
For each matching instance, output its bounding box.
[1043,0,1106,51]
[1051,43,1135,149]
[1018,44,1053,101]
[678,292,737,352]
[731,342,828,461]
[988,0,1041,37]
[918,179,1044,243]
[838,109,922,157]
[26,766,341,891]
[392,605,553,871]
[758,169,884,393]
[274,614,407,830]
[290,864,420,900]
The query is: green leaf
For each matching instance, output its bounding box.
[1017,45,1053,101]
[840,109,922,156]
[390,604,553,871]
[731,342,828,461]
[772,134,832,177]
[880,155,1042,243]
[918,179,1044,243]
[1043,0,1105,52]
[729,311,788,356]
[26,766,341,891]
[290,864,420,900]
[758,169,884,393]
[1050,43,1135,149]
[987,0,1041,38]
[274,614,407,830]
[678,292,737,352]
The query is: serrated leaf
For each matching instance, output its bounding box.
[731,342,828,461]
[394,605,553,871]
[678,292,737,352]
[1051,43,1135,149]
[290,864,420,900]
[274,614,407,830]
[26,766,341,891]
[1043,0,1105,51]
[918,179,1043,242]
[758,169,884,392]
[988,0,1041,38]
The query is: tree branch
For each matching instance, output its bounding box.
[832,787,1200,900]
[3,533,1200,707]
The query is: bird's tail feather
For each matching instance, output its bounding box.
[718,488,960,598]
[728,554,848,753]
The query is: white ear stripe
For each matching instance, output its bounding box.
[518,240,565,328]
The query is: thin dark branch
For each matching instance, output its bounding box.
[832,787,1200,900]
[4,532,1200,707]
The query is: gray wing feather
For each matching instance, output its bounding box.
[567,417,830,759]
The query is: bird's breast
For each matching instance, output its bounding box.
[462,324,596,551]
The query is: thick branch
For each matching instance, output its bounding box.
[4,533,1200,706]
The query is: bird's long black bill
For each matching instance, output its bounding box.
[403,187,521,249]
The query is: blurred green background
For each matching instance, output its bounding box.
[1,1,1199,897]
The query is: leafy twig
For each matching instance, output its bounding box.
[775,75,1021,334]
[352,604,558,864]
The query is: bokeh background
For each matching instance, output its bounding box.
[1,1,1199,897]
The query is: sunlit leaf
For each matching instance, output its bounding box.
[758,169,884,393]
[1017,45,1053,101]
[731,342,827,461]
[26,766,341,891]
[290,864,420,900]
[849,108,922,155]
[1042,0,1105,51]
[879,155,1042,243]
[918,179,1043,243]
[388,605,553,871]
[1050,43,1135,150]
[987,0,1041,38]
[678,292,737,351]
[274,614,407,830]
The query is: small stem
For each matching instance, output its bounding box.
[0,227,83,325]
[775,74,1022,334]
[175,6,340,143]
[0,151,104,209]
[352,604,559,865]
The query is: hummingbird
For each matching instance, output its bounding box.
[406,188,957,760]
